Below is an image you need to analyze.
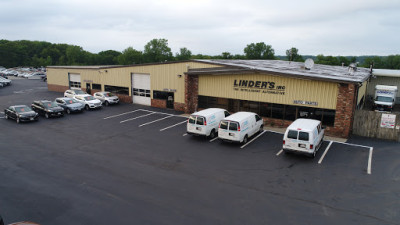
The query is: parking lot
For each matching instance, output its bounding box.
[1,79,400,225]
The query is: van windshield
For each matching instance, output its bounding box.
[287,130,298,139]
[299,132,309,141]
[188,116,196,124]
[376,96,393,102]
[220,121,228,130]
[196,117,205,125]
[229,122,238,131]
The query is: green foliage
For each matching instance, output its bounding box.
[143,38,173,63]
[117,47,143,65]
[175,47,192,61]
[285,47,303,62]
[244,42,275,59]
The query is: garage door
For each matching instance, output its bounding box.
[132,73,151,106]
[69,73,81,89]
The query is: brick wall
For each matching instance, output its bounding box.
[48,84,69,93]
[151,99,167,108]
[174,102,185,112]
[184,74,199,114]
[118,95,132,103]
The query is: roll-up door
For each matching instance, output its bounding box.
[132,74,151,106]
[69,73,81,89]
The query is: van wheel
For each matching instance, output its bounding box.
[259,125,264,133]
[242,135,248,144]
[209,129,216,139]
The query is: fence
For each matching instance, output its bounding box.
[352,110,400,141]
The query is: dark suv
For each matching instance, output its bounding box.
[31,100,64,118]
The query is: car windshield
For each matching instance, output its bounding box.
[44,102,59,108]
[376,96,393,102]
[75,90,86,95]
[104,93,115,97]
[84,96,95,101]
[66,99,79,104]
[15,106,32,113]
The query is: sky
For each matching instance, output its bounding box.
[1,0,400,56]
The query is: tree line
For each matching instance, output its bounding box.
[1,39,399,69]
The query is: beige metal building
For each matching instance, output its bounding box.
[47,59,371,138]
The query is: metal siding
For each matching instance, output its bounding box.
[357,81,368,105]
[198,73,338,110]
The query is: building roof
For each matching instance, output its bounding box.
[372,69,400,77]
[191,59,371,84]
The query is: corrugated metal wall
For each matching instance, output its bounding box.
[47,62,221,104]
[357,80,368,105]
[367,76,400,103]
[198,73,339,110]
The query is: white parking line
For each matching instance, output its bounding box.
[209,137,219,142]
[318,141,333,164]
[368,147,373,175]
[333,141,371,149]
[159,121,187,131]
[104,109,142,119]
[240,130,266,149]
[0,117,4,119]
[120,112,156,123]
[182,133,188,136]
[276,149,283,156]
[138,115,174,127]
[139,109,188,118]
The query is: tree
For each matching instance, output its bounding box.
[66,45,86,65]
[363,56,384,69]
[175,47,192,60]
[221,52,233,59]
[117,47,143,65]
[97,50,121,65]
[143,38,173,63]
[285,47,303,62]
[244,42,275,59]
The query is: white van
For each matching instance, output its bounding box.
[218,112,264,144]
[187,108,230,138]
[283,119,324,158]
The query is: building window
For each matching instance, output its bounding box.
[104,85,129,95]
[153,91,169,100]
[271,104,284,119]
[69,81,81,89]
[92,83,101,90]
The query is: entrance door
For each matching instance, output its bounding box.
[131,73,151,106]
[167,92,174,109]
[86,83,91,94]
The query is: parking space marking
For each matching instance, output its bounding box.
[182,133,188,136]
[120,112,157,123]
[209,137,219,142]
[159,121,187,131]
[103,109,142,119]
[139,109,188,118]
[138,115,174,127]
[276,149,283,156]
[368,147,373,175]
[240,130,266,149]
[318,141,333,164]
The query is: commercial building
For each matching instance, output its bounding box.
[47,59,371,138]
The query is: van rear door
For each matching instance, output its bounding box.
[285,130,312,152]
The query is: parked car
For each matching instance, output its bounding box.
[282,119,325,158]
[0,77,12,86]
[4,105,39,123]
[27,72,46,79]
[218,112,264,144]
[187,108,230,138]
[64,89,88,98]
[55,97,85,114]
[93,91,120,106]
[74,95,102,110]
[31,100,64,118]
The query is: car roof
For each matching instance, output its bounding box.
[56,97,73,101]
[12,105,28,108]
[191,108,225,117]
[223,112,257,122]
[287,119,321,132]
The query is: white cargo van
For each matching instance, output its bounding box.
[283,119,324,158]
[187,108,230,138]
[218,112,264,144]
